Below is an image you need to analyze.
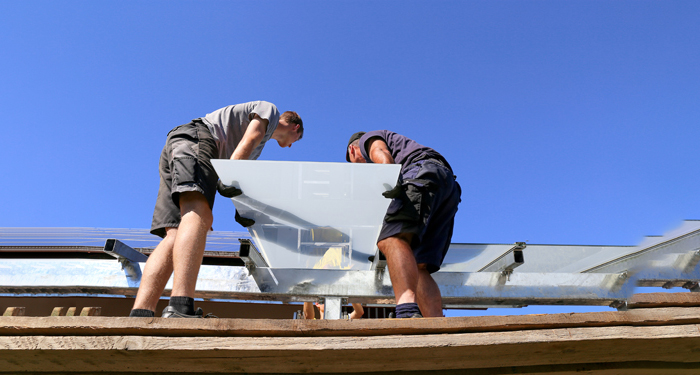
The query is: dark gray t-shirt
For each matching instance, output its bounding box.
[200,101,280,159]
[358,130,452,174]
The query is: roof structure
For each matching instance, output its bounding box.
[2,293,700,374]
[1,159,699,373]
[0,159,698,318]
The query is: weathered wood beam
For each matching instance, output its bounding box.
[1,324,699,373]
[628,292,700,309]
[1,307,699,337]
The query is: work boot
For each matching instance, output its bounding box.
[161,306,217,318]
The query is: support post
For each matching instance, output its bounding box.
[322,297,345,320]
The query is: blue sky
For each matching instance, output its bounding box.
[1,1,698,315]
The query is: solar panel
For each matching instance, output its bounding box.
[211,159,401,269]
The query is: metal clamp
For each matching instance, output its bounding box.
[610,300,628,311]
[238,239,269,271]
[478,242,526,277]
[103,239,148,288]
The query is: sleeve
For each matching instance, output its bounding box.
[359,130,389,163]
[250,101,280,122]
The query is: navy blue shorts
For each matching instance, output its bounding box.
[150,120,219,238]
[377,159,461,273]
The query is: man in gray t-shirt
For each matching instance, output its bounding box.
[129,101,304,318]
[202,101,283,160]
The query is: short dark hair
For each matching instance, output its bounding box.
[345,131,366,162]
[281,111,304,140]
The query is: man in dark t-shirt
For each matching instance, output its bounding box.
[346,130,461,318]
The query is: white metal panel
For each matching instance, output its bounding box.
[212,160,401,270]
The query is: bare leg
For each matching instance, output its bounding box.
[416,264,443,317]
[378,233,417,305]
[316,302,325,319]
[303,302,315,319]
[170,192,213,297]
[132,227,177,311]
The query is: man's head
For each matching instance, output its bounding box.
[274,111,304,148]
[346,131,366,163]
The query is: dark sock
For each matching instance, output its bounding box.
[395,303,421,318]
[129,309,155,317]
[169,296,195,315]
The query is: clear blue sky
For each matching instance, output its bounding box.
[1,1,698,315]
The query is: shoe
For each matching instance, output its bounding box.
[161,306,217,318]
[409,313,423,318]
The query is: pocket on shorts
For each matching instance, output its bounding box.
[172,157,198,186]
[385,183,422,223]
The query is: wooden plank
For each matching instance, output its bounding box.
[50,307,68,316]
[0,296,302,318]
[628,292,700,309]
[0,324,699,373]
[1,365,698,375]
[2,307,24,317]
[0,367,698,375]
[0,307,699,338]
[79,307,101,316]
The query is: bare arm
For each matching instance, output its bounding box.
[231,114,268,160]
[367,137,395,164]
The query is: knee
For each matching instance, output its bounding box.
[163,227,178,242]
[199,209,214,228]
[377,233,413,254]
[377,238,392,254]
[179,192,213,226]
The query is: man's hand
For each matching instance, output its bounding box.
[382,181,403,199]
[217,181,243,198]
[217,181,254,227]
[235,210,255,227]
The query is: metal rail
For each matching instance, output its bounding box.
[1,223,698,318]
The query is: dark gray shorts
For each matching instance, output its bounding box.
[377,160,461,273]
[150,120,219,238]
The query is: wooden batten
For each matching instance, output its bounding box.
[628,292,700,309]
[1,293,700,374]
[2,307,24,317]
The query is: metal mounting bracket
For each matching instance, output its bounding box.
[103,239,148,288]
[238,239,269,271]
[321,296,346,320]
[369,250,387,272]
[479,242,526,274]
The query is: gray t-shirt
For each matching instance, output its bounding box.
[200,101,280,160]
